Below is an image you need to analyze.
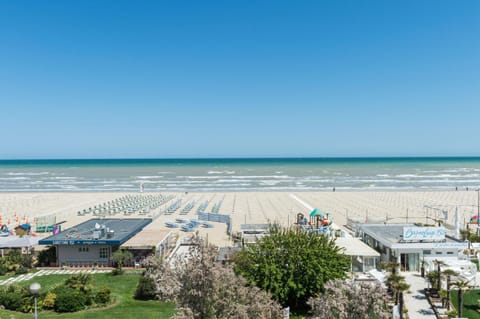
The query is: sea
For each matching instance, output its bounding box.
[1,157,480,192]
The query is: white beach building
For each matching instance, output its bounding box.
[356,224,469,271]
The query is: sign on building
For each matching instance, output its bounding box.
[402,227,445,242]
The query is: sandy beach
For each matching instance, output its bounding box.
[0,191,478,246]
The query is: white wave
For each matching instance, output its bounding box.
[7,172,50,176]
[232,175,291,179]
[136,176,164,179]
[0,177,29,180]
[260,181,282,186]
[207,171,235,174]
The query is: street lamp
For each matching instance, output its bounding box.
[29,282,41,319]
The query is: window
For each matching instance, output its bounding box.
[423,250,431,255]
[435,251,442,255]
[99,247,109,259]
[78,246,89,253]
[447,252,454,255]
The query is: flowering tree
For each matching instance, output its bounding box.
[308,279,390,319]
[140,235,283,319]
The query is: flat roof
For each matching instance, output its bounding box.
[359,224,461,247]
[335,237,380,257]
[39,218,152,246]
[0,236,39,248]
[121,229,172,249]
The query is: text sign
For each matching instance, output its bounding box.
[402,227,445,241]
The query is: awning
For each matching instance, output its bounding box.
[0,236,39,248]
[335,237,380,257]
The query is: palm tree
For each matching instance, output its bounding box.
[386,272,410,319]
[420,258,427,278]
[452,280,472,318]
[397,281,410,319]
[442,269,459,310]
[382,261,400,274]
[433,259,446,291]
[386,272,404,303]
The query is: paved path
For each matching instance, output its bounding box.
[403,272,436,319]
[0,269,111,286]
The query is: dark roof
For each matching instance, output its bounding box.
[39,218,152,246]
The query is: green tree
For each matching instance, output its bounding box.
[452,280,472,318]
[234,225,350,310]
[111,249,133,273]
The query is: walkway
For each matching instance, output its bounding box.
[403,272,436,319]
[0,269,111,286]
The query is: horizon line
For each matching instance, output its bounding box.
[2,155,480,161]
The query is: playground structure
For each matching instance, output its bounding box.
[296,208,335,236]
[0,224,12,237]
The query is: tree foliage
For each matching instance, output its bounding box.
[143,235,283,319]
[111,249,133,273]
[234,225,350,310]
[308,279,390,319]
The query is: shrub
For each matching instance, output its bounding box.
[134,275,157,300]
[21,255,33,269]
[95,286,111,304]
[53,286,87,313]
[64,273,94,305]
[37,246,56,267]
[0,285,30,311]
[15,266,28,275]
[112,268,124,276]
[0,262,8,276]
[43,292,56,309]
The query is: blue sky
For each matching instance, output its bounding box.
[0,1,479,158]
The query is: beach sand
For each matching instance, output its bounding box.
[0,191,478,246]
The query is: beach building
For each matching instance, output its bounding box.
[121,229,175,263]
[335,237,380,273]
[356,224,468,271]
[239,224,270,246]
[0,236,39,257]
[39,218,151,267]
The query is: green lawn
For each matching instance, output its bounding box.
[0,273,176,319]
[451,289,480,319]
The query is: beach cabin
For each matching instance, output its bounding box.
[38,218,151,267]
[240,224,270,246]
[121,229,175,263]
[357,224,468,271]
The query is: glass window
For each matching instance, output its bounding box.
[78,246,89,252]
[423,250,431,255]
[99,247,109,259]
[435,251,442,255]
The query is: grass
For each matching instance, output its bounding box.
[0,273,176,319]
[451,289,480,319]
